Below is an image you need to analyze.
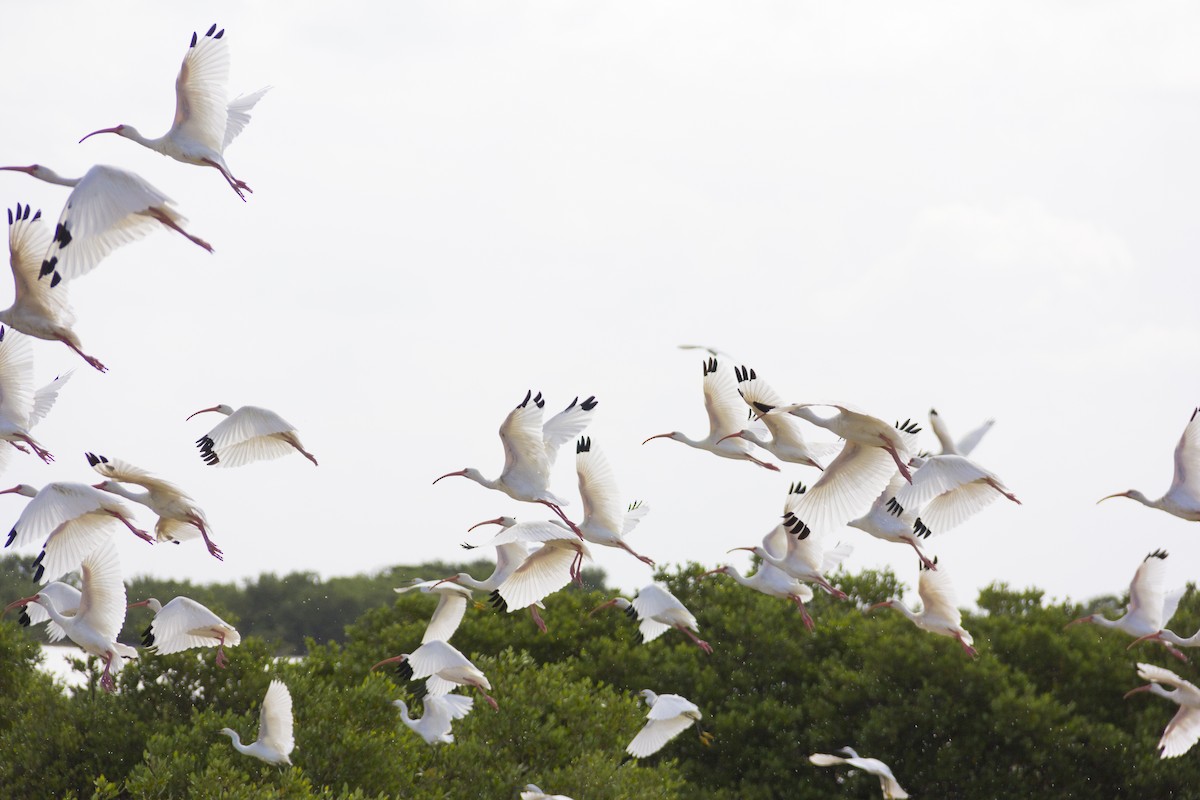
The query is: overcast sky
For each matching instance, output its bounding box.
[1,2,1198,612]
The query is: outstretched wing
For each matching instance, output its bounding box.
[171,25,231,152]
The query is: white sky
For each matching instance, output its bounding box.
[1,1,1198,609]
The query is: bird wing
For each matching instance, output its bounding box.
[210,435,296,468]
[786,443,897,535]
[918,565,964,628]
[1159,704,1200,759]
[541,396,597,468]
[956,419,994,457]
[1137,662,1200,695]
[90,455,187,497]
[820,541,855,573]
[496,542,581,610]
[45,166,175,283]
[75,538,126,644]
[422,591,469,644]
[6,206,76,328]
[171,25,231,152]
[702,361,745,439]
[929,410,958,455]
[895,455,995,510]
[576,444,624,535]
[1169,408,1200,498]
[25,581,82,642]
[632,584,694,628]
[498,393,550,485]
[28,369,72,429]
[257,680,295,758]
[808,753,848,767]
[10,482,124,550]
[206,406,294,449]
[912,481,1000,538]
[407,640,471,680]
[429,692,474,721]
[0,326,35,426]
[646,693,700,720]
[491,541,533,582]
[622,501,651,536]
[223,88,270,151]
[626,714,696,758]
[485,520,577,546]
[1128,553,1170,629]
[736,370,810,443]
[870,763,910,799]
[149,596,236,653]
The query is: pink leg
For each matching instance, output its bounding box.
[987,478,1021,504]
[63,341,107,372]
[881,439,913,483]
[815,577,847,601]
[477,687,499,710]
[677,625,713,654]
[19,436,53,464]
[956,632,978,658]
[745,454,780,472]
[528,605,547,633]
[202,158,250,201]
[905,538,936,571]
[109,511,153,543]
[620,540,655,567]
[539,500,582,538]
[148,208,213,253]
[1167,643,1189,663]
[100,654,116,693]
[215,632,229,668]
[192,518,224,561]
[790,595,815,631]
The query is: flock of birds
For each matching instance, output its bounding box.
[2,22,1200,800]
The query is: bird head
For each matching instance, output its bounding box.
[2,593,39,616]
[127,598,163,613]
[467,516,515,531]
[370,654,410,672]
[1063,614,1095,630]
[866,600,895,613]
[700,565,731,578]
[0,484,38,498]
[588,597,630,616]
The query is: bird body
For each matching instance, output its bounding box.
[643,357,779,471]
[766,402,918,483]
[870,559,977,657]
[188,403,317,467]
[2,481,150,583]
[591,583,711,653]
[469,517,591,613]
[1066,550,1186,659]
[726,365,836,469]
[3,204,104,371]
[6,579,80,642]
[374,639,497,709]
[626,690,703,758]
[221,679,295,764]
[810,746,909,799]
[1100,407,1200,522]
[130,596,240,667]
[79,24,267,201]
[891,453,1020,539]
[928,408,994,457]
[394,579,474,644]
[88,453,221,559]
[1126,663,1200,758]
[574,437,653,565]
[847,474,935,570]
[704,560,816,626]
[393,693,474,745]
[0,325,67,464]
[521,785,575,800]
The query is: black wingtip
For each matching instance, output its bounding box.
[190,32,198,47]
[205,23,217,37]
[576,436,591,454]
[580,395,598,412]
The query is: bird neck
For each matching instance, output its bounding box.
[30,167,80,188]
[394,701,413,725]
[220,729,245,750]
[788,407,829,428]
[887,601,921,624]
[102,483,150,505]
[36,596,69,628]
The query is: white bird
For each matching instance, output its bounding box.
[810,747,909,799]
[79,24,267,201]
[393,693,474,746]
[847,474,936,571]
[220,679,295,765]
[928,407,994,457]
[1065,549,1187,660]
[3,579,80,641]
[187,403,318,467]
[869,557,977,657]
[1125,662,1200,759]
[702,560,816,627]
[2,482,151,584]
[889,453,1020,539]
[573,437,654,566]
[762,401,920,483]
[434,391,596,534]
[521,784,575,800]
[590,583,712,654]
[372,639,498,710]
[7,538,135,692]
[3,204,105,371]
[626,690,707,758]
[127,596,241,668]
[1099,406,1200,522]
[0,324,70,464]
[88,452,222,560]
[432,539,548,632]
[768,418,922,545]
[720,364,839,469]
[468,516,591,615]
[0,165,212,285]
[643,357,779,471]
[393,578,474,644]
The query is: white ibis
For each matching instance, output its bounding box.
[928,408,994,457]
[869,557,977,657]
[220,679,295,764]
[768,419,921,544]
[372,639,498,710]
[435,391,596,534]
[521,785,575,800]
[810,747,909,799]
[187,404,317,467]
[4,579,80,642]
[590,583,711,654]
[573,437,654,566]
[1125,662,1200,759]
[2,204,106,371]
[393,693,474,745]
[433,539,548,632]
[847,474,936,571]
[643,357,779,471]
[88,452,222,560]
[2,482,151,584]
[1099,407,1200,522]
[79,24,267,201]
[0,165,212,284]
[761,401,920,483]
[1065,549,1187,660]
[626,690,709,758]
[889,453,1020,539]
[7,538,135,692]
[702,560,816,628]
[721,364,838,469]
[0,325,68,464]
[467,517,591,616]
[128,596,241,668]
[393,578,474,644]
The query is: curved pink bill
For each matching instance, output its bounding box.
[78,126,123,143]
[186,406,223,421]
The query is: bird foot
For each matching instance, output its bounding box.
[529,606,547,634]
[216,647,229,669]
[10,442,28,454]
[86,356,108,373]
[134,528,154,544]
